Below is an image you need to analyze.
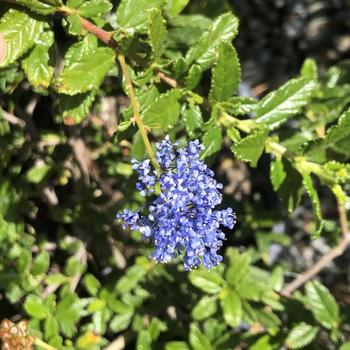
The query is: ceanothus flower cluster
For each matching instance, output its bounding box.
[117,137,235,270]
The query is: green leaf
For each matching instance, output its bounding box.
[31,251,50,275]
[83,273,101,296]
[220,96,257,115]
[189,324,213,350]
[192,295,217,321]
[46,273,68,285]
[148,8,167,61]
[143,89,182,131]
[21,29,54,88]
[186,12,239,70]
[209,42,240,102]
[109,312,133,332]
[201,126,222,159]
[56,91,97,124]
[225,249,251,286]
[165,342,190,350]
[79,0,113,18]
[255,78,316,129]
[270,158,286,191]
[286,323,319,349]
[277,159,303,213]
[116,0,164,32]
[302,174,324,237]
[67,14,83,36]
[325,109,350,146]
[8,0,57,15]
[164,0,189,16]
[339,342,350,350]
[220,289,242,327]
[26,164,51,183]
[185,64,202,90]
[304,281,339,330]
[301,58,318,80]
[137,330,152,350]
[0,9,46,67]
[232,129,268,167]
[250,336,273,350]
[55,38,115,95]
[24,294,50,320]
[116,265,147,293]
[56,293,82,337]
[183,105,203,137]
[189,269,224,294]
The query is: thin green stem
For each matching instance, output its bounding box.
[117,54,160,174]
[35,338,57,350]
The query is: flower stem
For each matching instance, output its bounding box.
[117,54,160,174]
[35,338,57,350]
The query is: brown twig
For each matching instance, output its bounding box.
[281,203,350,297]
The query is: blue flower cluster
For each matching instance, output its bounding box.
[117,137,235,270]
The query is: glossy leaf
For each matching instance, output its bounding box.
[192,295,217,321]
[255,78,316,129]
[189,324,213,350]
[24,294,50,320]
[201,126,222,159]
[286,323,319,349]
[304,281,339,330]
[21,29,55,88]
[186,12,239,70]
[209,42,240,102]
[189,269,224,294]
[148,8,167,61]
[183,105,203,137]
[220,289,242,327]
[0,9,45,67]
[270,158,286,191]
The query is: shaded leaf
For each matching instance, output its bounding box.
[201,126,222,159]
[31,251,50,275]
[148,8,167,61]
[270,158,286,191]
[302,174,324,237]
[143,89,182,131]
[164,0,189,17]
[325,109,350,146]
[232,129,268,167]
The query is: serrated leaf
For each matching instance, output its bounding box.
[186,12,239,70]
[189,324,213,350]
[189,269,224,294]
[278,159,303,213]
[164,0,189,17]
[304,281,339,329]
[286,323,319,349]
[302,173,324,237]
[117,0,164,32]
[21,29,55,88]
[0,9,46,68]
[270,158,286,191]
[325,109,350,146]
[56,91,97,124]
[143,89,182,131]
[24,294,50,320]
[148,9,167,61]
[209,42,240,102]
[183,105,203,137]
[192,295,217,321]
[301,58,318,80]
[79,0,112,18]
[255,78,316,129]
[201,126,222,159]
[55,38,115,95]
[220,96,257,115]
[220,289,242,327]
[232,129,268,167]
